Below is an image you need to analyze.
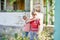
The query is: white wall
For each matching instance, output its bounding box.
[0,12,30,27]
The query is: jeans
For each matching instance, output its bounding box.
[30,31,38,40]
[25,32,29,37]
[22,32,29,37]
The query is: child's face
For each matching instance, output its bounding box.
[36,6,40,12]
[23,16,27,20]
[32,13,37,18]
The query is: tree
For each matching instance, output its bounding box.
[9,0,16,5]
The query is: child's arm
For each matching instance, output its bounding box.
[26,18,37,23]
[26,20,31,23]
[26,19,34,23]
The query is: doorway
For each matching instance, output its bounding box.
[13,0,25,10]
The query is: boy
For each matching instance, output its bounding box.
[30,12,40,40]
[22,15,30,40]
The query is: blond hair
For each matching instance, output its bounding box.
[32,11,37,16]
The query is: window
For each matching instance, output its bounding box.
[13,0,25,11]
[13,2,17,10]
[43,0,46,7]
[1,0,4,10]
[16,0,25,10]
[0,0,30,12]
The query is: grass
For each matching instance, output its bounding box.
[1,27,54,40]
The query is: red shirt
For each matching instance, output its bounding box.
[30,19,40,32]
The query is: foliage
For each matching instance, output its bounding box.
[2,33,8,40]
[49,9,54,17]
[14,33,18,39]
[49,0,53,6]
[9,0,16,5]
[40,27,54,40]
